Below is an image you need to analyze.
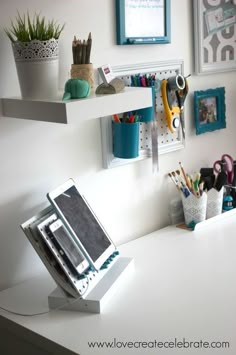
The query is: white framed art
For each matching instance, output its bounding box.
[193,0,236,75]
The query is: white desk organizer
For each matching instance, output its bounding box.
[48,256,134,313]
[100,59,185,169]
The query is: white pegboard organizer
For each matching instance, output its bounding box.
[100,59,186,169]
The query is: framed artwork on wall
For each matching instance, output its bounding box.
[194,87,226,135]
[116,0,171,45]
[193,1,236,74]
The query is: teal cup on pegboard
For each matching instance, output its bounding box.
[136,86,155,123]
[113,121,140,159]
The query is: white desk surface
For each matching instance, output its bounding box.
[0,212,236,355]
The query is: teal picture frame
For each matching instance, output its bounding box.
[116,0,171,45]
[194,87,226,135]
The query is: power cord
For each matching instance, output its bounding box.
[0,274,90,317]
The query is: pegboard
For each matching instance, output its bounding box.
[100,60,185,169]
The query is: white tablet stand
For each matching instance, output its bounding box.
[21,206,134,314]
[48,256,134,313]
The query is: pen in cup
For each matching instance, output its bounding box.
[113,114,121,123]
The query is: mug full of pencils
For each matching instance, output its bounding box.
[71,32,94,90]
[181,192,207,225]
[168,162,207,226]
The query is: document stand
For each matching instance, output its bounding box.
[48,257,134,313]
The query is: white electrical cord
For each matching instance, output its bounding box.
[0,275,90,317]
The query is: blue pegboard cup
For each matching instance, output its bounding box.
[136,86,155,123]
[113,121,140,159]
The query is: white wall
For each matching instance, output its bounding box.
[0,0,236,290]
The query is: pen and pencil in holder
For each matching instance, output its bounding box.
[168,163,208,226]
[202,155,236,215]
[199,167,224,218]
[112,113,140,159]
[181,191,207,225]
[214,156,236,211]
[71,63,94,90]
[169,157,236,226]
[71,33,94,91]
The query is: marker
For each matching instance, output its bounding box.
[193,172,201,191]
[128,38,157,43]
[129,114,135,123]
[194,172,201,188]
[141,76,146,87]
[134,112,140,123]
[113,114,121,123]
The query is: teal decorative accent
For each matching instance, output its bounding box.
[194,87,226,135]
[113,121,140,159]
[116,0,171,45]
[187,221,197,230]
[63,79,90,101]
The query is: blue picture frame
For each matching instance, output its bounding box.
[194,87,226,135]
[116,0,171,45]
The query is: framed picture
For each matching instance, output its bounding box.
[194,87,226,135]
[193,1,236,75]
[116,0,170,45]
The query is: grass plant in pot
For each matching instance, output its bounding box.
[5,12,65,100]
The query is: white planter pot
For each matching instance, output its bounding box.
[206,187,224,219]
[12,39,59,100]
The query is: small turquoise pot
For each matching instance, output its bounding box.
[113,121,140,159]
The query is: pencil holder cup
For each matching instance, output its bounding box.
[113,121,140,159]
[206,187,223,219]
[71,63,94,91]
[136,86,155,123]
[181,192,207,226]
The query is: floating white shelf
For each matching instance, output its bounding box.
[1,87,152,124]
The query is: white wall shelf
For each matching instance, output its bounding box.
[0,87,152,124]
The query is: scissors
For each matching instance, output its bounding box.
[213,154,234,185]
[176,76,189,140]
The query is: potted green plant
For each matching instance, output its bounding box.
[5,12,65,99]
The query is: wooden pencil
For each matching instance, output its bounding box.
[72,36,77,64]
[81,40,86,64]
[86,32,92,64]
[77,40,82,64]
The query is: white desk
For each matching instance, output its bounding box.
[0,212,236,355]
